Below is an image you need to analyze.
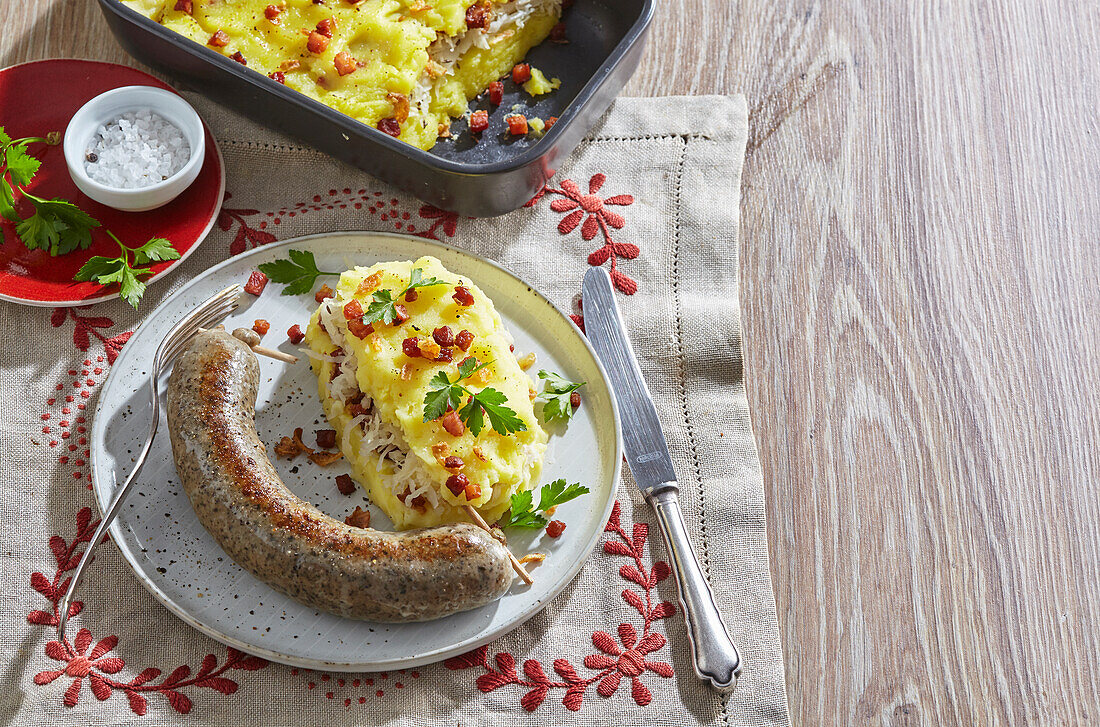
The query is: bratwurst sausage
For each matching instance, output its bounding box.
[165,329,513,621]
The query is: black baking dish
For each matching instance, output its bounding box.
[95,0,653,216]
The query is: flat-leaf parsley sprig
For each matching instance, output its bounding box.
[363,267,447,325]
[257,249,339,295]
[1,126,101,255]
[74,232,180,308]
[501,479,590,529]
[535,370,585,423]
[423,356,526,436]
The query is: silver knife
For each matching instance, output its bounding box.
[582,266,742,692]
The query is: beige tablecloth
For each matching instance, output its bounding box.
[0,94,789,726]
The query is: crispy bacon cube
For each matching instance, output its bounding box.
[244,270,269,296]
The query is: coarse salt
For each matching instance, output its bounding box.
[84,109,191,189]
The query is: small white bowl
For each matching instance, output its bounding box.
[64,86,205,212]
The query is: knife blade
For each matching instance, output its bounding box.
[582,266,742,692]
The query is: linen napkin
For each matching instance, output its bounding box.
[0,93,790,726]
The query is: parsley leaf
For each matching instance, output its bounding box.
[463,387,527,436]
[535,370,586,423]
[405,266,446,293]
[364,288,399,325]
[423,369,464,422]
[5,143,40,187]
[501,479,590,529]
[73,231,179,309]
[501,490,547,529]
[16,194,99,255]
[257,249,338,295]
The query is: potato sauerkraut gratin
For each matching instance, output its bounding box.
[303,256,548,529]
[121,0,562,149]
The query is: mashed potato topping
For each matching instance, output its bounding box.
[121,0,561,149]
[303,256,547,529]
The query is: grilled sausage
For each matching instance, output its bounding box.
[165,329,513,622]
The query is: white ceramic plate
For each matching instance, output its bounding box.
[91,232,621,671]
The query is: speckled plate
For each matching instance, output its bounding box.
[90,232,621,671]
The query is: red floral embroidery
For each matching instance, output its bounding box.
[218,192,278,255]
[445,502,674,711]
[527,174,639,295]
[50,308,133,364]
[28,507,268,714]
[416,205,460,239]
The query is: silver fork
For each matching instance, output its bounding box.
[57,284,243,642]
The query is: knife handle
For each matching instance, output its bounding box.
[647,485,742,692]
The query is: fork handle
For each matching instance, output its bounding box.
[57,379,161,641]
[647,486,742,692]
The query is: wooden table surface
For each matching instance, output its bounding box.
[5,1,1099,724]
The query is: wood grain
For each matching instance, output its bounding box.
[4,1,1099,724]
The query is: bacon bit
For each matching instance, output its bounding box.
[545,116,559,131]
[252,319,270,335]
[444,456,464,471]
[473,445,488,461]
[435,346,454,363]
[370,335,383,352]
[387,92,410,123]
[464,0,492,28]
[545,520,566,538]
[425,59,446,79]
[437,123,452,138]
[518,552,547,566]
[487,81,503,106]
[315,429,337,449]
[452,285,474,306]
[409,0,431,10]
[549,22,567,42]
[244,270,268,295]
[469,110,489,135]
[335,474,357,495]
[230,51,247,65]
[309,450,343,466]
[344,506,371,528]
[442,409,465,436]
[404,287,418,302]
[347,319,374,338]
[506,114,528,136]
[280,59,301,71]
[347,396,372,417]
[268,71,286,84]
[334,51,358,76]
[399,489,429,513]
[393,305,410,324]
[174,0,193,13]
[355,272,382,295]
[264,4,281,20]
[517,352,536,370]
[431,442,450,464]
[455,329,474,351]
[445,473,469,496]
[529,385,536,400]
[307,31,330,53]
[418,339,442,360]
[432,326,454,346]
[287,325,305,344]
[400,362,414,381]
[544,505,557,517]
[315,284,335,302]
[316,17,337,36]
[343,299,364,320]
[464,483,482,501]
[377,117,401,137]
[570,391,581,408]
[209,30,230,47]
[274,427,313,459]
[402,337,421,358]
[511,63,531,84]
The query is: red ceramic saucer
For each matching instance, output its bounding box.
[0,59,224,307]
